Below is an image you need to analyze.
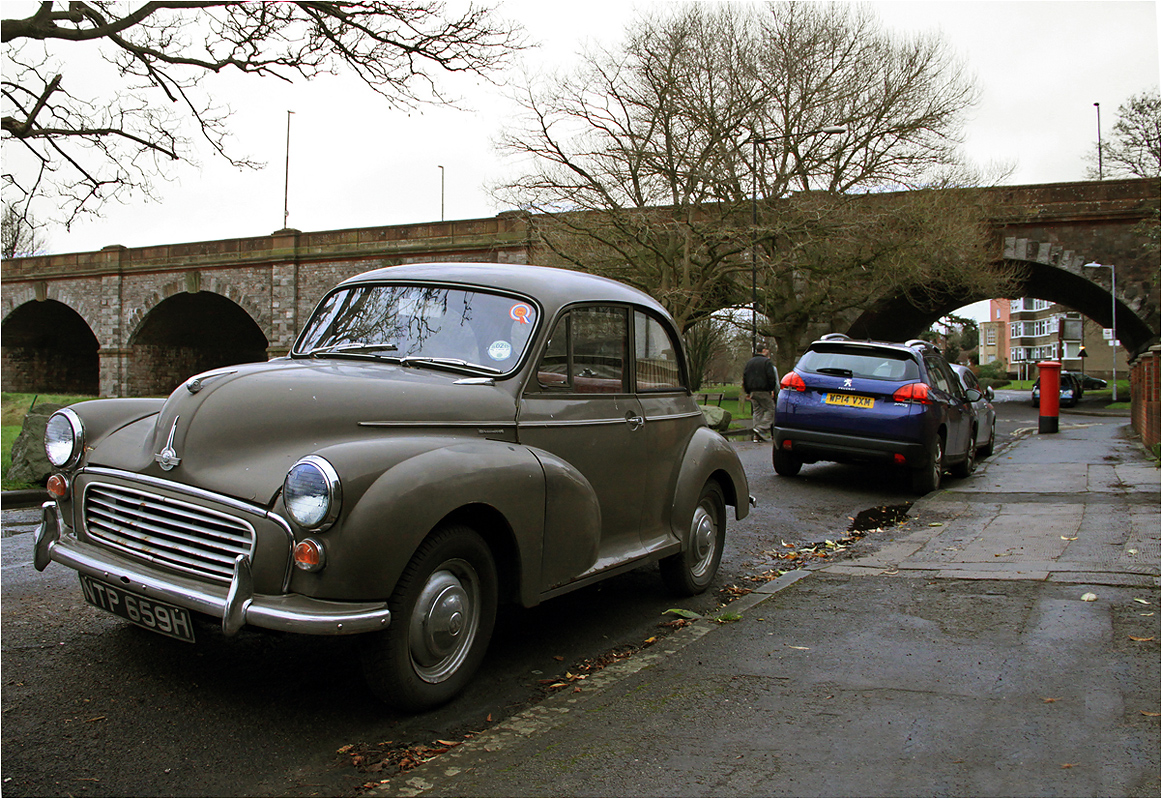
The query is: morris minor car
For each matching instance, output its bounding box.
[34,262,751,711]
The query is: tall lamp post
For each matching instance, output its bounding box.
[437,165,445,221]
[747,126,846,352]
[1086,261,1118,401]
[1094,102,1103,180]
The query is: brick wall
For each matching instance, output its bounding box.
[1130,346,1161,450]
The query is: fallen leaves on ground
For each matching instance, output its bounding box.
[339,735,471,783]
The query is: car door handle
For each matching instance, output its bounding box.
[625,412,644,431]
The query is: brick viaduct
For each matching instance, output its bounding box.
[3,178,1159,423]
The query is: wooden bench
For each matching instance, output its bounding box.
[695,391,725,406]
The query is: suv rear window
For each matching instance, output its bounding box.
[798,346,920,381]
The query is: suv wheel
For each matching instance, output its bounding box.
[911,437,943,494]
[772,448,803,477]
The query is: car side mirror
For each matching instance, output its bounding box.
[965,388,983,403]
[985,387,994,401]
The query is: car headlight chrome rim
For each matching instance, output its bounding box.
[45,409,84,468]
[284,455,342,531]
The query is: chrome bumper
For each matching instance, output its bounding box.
[34,502,390,636]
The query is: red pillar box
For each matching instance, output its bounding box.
[1037,361,1061,434]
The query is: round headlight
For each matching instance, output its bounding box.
[284,455,342,531]
[45,409,84,468]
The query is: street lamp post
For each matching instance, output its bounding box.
[1086,261,1118,401]
[748,126,846,352]
[1094,102,1103,181]
[437,165,445,221]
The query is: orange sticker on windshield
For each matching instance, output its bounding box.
[510,304,533,324]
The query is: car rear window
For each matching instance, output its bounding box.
[798,346,920,381]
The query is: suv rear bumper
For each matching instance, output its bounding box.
[773,426,928,467]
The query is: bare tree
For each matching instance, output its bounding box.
[1088,88,1161,179]
[2,1,524,227]
[495,1,1009,357]
[2,200,48,257]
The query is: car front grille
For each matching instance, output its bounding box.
[83,482,255,583]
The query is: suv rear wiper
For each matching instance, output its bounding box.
[816,367,854,377]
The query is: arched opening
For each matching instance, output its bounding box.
[128,292,268,396]
[1,300,99,395]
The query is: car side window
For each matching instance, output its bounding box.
[533,306,628,393]
[925,357,954,396]
[634,311,685,392]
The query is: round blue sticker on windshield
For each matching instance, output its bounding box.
[488,340,513,361]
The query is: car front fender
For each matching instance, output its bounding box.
[286,437,547,604]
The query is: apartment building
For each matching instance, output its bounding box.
[1002,298,1128,380]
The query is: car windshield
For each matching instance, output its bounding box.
[294,284,539,373]
[798,346,920,381]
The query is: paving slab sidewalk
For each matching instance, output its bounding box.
[367,420,1160,797]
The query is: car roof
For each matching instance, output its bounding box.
[338,262,670,318]
[807,335,936,358]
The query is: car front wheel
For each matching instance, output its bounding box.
[660,481,725,596]
[359,524,498,712]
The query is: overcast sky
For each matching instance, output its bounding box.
[6,1,1160,317]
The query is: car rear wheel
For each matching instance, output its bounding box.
[772,448,803,477]
[359,524,498,712]
[660,481,725,597]
[980,418,995,458]
[952,432,976,478]
[911,437,943,494]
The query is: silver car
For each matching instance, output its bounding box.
[951,364,996,457]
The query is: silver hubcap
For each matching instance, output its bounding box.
[409,561,480,684]
[689,501,718,579]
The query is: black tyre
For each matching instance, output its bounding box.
[772,448,803,477]
[359,525,497,712]
[910,436,943,495]
[952,432,976,478]
[980,419,995,458]
[660,482,725,596]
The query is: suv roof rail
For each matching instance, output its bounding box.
[905,338,935,350]
[818,333,851,341]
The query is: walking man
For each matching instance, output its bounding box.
[743,345,779,443]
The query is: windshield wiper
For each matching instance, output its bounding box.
[399,356,503,375]
[817,367,854,377]
[302,343,401,361]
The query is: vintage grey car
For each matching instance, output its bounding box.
[34,262,751,711]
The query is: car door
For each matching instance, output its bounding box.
[925,357,972,458]
[631,309,703,551]
[518,306,649,583]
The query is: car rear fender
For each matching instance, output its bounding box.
[670,427,751,538]
[288,438,547,605]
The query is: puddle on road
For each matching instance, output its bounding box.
[848,503,912,533]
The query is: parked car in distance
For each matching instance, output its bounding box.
[951,364,996,457]
[773,335,982,494]
[1076,372,1108,390]
[1031,371,1083,408]
[34,262,751,712]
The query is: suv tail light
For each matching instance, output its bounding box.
[781,372,807,392]
[892,382,931,404]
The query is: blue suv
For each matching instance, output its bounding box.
[772,335,982,494]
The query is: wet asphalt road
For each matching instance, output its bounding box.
[0,393,1071,796]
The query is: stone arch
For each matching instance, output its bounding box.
[126,290,269,396]
[127,275,271,343]
[1,299,100,395]
[848,237,1159,358]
